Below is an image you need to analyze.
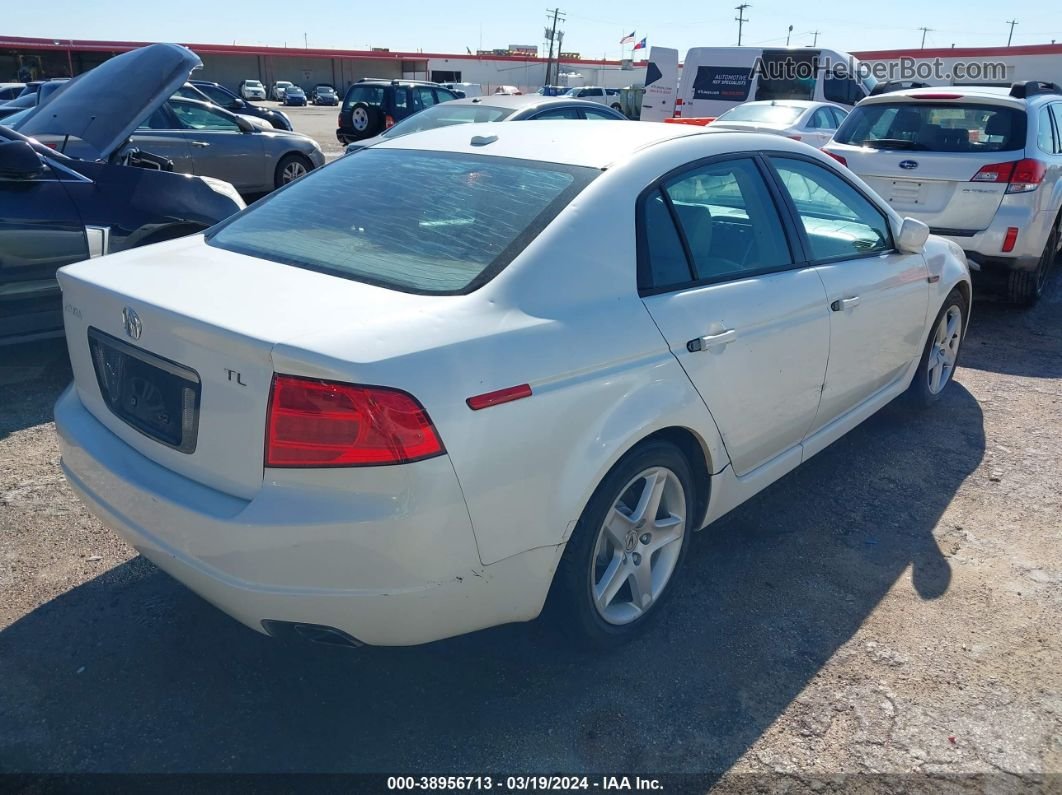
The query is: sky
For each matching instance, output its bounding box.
[6,0,1062,58]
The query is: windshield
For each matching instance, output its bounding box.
[207,148,597,294]
[562,88,579,96]
[247,81,262,87]
[716,103,805,124]
[382,103,516,138]
[834,102,1026,152]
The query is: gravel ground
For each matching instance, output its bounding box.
[0,272,1060,790]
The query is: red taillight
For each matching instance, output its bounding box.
[823,149,847,167]
[1002,226,1019,252]
[265,374,444,467]
[788,135,802,141]
[971,158,1045,193]
[385,115,395,128]
[337,112,343,127]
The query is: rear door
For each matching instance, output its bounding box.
[0,151,89,340]
[767,154,929,429]
[831,99,1028,232]
[639,155,830,476]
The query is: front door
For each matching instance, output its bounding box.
[767,154,930,431]
[639,155,831,476]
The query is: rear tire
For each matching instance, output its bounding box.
[1008,214,1060,306]
[547,440,695,650]
[907,288,967,408]
[274,153,313,189]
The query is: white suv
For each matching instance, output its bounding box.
[824,82,1062,304]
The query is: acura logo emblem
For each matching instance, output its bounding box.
[899,160,919,170]
[122,306,142,340]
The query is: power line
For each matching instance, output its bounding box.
[735,3,751,46]
[1006,19,1019,46]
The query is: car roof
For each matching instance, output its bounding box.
[373,120,710,168]
[733,99,823,109]
[446,94,592,109]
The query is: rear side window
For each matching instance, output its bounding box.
[834,102,1026,152]
[1047,105,1062,154]
[207,150,596,294]
[663,158,791,282]
[641,191,693,290]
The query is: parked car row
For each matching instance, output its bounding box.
[0,44,325,344]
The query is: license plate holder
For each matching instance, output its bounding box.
[87,327,201,454]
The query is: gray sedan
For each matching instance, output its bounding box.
[135,98,325,194]
[344,95,627,153]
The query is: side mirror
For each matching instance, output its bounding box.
[896,217,930,253]
[235,116,255,133]
[0,140,45,180]
[232,98,247,110]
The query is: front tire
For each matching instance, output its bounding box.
[548,440,695,649]
[907,288,967,408]
[274,153,313,189]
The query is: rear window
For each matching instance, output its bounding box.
[716,103,805,124]
[834,102,1026,152]
[345,84,386,108]
[383,103,516,137]
[207,149,597,294]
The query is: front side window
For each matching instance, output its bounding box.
[770,156,892,260]
[582,109,621,120]
[834,102,1026,152]
[823,70,865,105]
[662,158,792,282]
[208,149,596,294]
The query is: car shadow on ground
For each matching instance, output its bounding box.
[0,378,985,776]
[959,268,1061,380]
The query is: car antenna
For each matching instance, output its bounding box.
[59,133,70,154]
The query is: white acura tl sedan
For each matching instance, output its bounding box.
[55,122,971,649]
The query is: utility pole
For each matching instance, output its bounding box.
[1006,19,1019,46]
[735,4,751,46]
[786,25,793,47]
[810,30,820,46]
[544,8,565,86]
[918,26,933,48]
[304,32,308,49]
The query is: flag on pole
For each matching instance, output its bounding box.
[620,31,636,44]
[633,37,647,51]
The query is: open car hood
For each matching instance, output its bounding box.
[16,43,200,161]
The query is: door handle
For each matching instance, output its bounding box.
[830,296,861,312]
[190,141,210,148]
[687,328,737,352]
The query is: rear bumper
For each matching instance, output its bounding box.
[933,204,1054,272]
[55,385,558,646]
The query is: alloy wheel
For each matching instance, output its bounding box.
[281,161,308,183]
[927,305,962,395]
[590,467,687,625]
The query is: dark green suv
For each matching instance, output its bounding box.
[336,79,460,143]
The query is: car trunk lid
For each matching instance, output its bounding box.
[57,236,439,500]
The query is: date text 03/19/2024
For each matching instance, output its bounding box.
[386,776,665,791]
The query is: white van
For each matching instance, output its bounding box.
[654,47,877,123]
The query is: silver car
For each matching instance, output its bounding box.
[134,98,324,193]
[344,94,627,153]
